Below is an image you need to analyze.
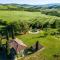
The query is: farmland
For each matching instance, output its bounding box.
[0,11,42,22]
[0,10,60,60]
[0,10,60,23]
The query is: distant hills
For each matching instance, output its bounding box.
[33,3,60,9]
[0,3,60,10]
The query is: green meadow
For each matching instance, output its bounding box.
[0,10,60,23]
[17,30,60,60]
[0,11,42,22]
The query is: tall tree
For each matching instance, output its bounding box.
[35,41,39,51]
[11,25,15,39]
[5,26,10,56]
[0,34,2,48]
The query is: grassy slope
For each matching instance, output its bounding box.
[0,10,60,60]
[0,11,41,22]
[0,10,60,24]
[17,31,60,60]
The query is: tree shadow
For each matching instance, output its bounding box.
[9,48,16,60]
[0,45,16,60]
[0,44,7,60]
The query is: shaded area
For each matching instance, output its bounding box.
[24,41,44,55]
[0,45,7,60]
[9,48,16,60]
[0,45,16,60]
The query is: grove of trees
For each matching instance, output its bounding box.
[0,17,60,36]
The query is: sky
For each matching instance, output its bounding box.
[0,0,60,5]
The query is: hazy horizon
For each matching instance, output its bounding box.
[0,0,60,5]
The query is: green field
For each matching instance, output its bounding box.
[17,30,60,60]
[0,10,60,23]
[0,11,42,22]
[0,10,60,60]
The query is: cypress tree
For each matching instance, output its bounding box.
[5,27,10,57]
[35,41,39,51]
[0,31,2,48]
[11,25,15,39]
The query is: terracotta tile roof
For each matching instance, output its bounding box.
[14,38,27,47]
[9,38,27,52]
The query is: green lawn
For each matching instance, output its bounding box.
[17,31,60,60]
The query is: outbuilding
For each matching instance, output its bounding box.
[9,38,27,57]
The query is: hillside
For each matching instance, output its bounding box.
[0,3,60,60]
[0,10,60,23]
[17,33,60,60]
[0,3,60,10]
[32,3,60,9]
[0,4,34,10]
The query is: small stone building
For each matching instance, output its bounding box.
[9,38,27,56]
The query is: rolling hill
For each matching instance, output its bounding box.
[0,3,60,60]
[0,3,60,10]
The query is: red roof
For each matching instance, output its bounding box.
[9,38,27,52]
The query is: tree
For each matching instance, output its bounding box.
[5,26,10,56]
[30,18,42,29]
[35,41,39,51]
[11,25,15,39]
[0,19,7,25]
[56,20,60,29]
[0,34,2,48]
[0,27,5,48]
[19,20,29,34]
[50,20,56,28]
